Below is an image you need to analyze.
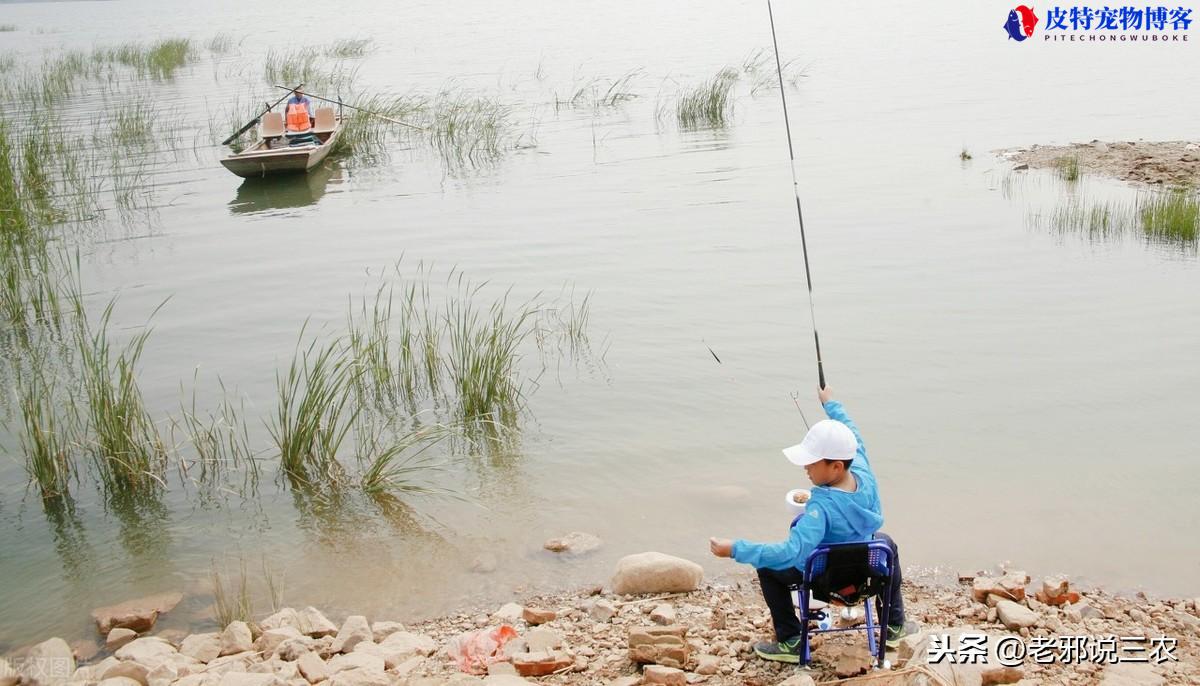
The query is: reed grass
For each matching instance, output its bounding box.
[358,423,451,496]
[16,361,76,500]
[269,335,359,489]
[206,34,235,54]
[175,377,258,494]
[0,24,17,32]
[263,47,358,95]
[1139,188,1199,243]
[427,90,512,167]
[75,300,168,495]
[96,38,194,79]
[676,67,739,129]
[1055,155,1081,182]
[211,560,253,626]
[326,39,374,58]
[331,93,425,160]
[262,556,284,612]
[444,286,535,423]
[110,98,157,147]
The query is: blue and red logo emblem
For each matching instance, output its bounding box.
[1003,5,1041,40]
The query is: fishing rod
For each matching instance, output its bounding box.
[270,85,426,131]
[767,0,826,390]
[222,83,303,146]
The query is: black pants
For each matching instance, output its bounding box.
[756,532,906,641]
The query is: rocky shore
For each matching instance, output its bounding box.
[995,140,1200,187]
[2,551,1198,686]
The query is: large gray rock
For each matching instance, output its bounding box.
[22,638,76,686]
[179,633,222,663]
[219,622,254,657]
[995,600,1038,630]
[91,593,183,635]
[330,616,372,654]
[611,552,703,595]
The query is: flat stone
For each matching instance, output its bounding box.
[511,650,572,677]
[180,633,222,663]
[378,631,437,657]
[650,604,676,625]
[101,662,149,686]
[486,662,519,677]
[1098,663,1166,686]
[204,653,257,676]
[297,607,338,637]
[325,668,391,686]
[115,638,178,669]
[260,609,302,633]
[642,665,686,686]
[521,607,556,625]
[587,600,617,623]
[611,552,703,595]
[694,654,720,675]
[295,652,328,685]
[219,622,254,657]
[106,628,139,652]
[92,593,182,635]
[996,600,1038,630]
[327,653,384,675]
[981,666,1024,685]
[98,678,145,686]
[330,616,372,654]
[19,638,76,686]
[833,644,873,678]
[216,673,284,686]
[524,627,564,653]
[257,627,305,655]
[369,621,406,643]
[491,603,524,623]
[543,532,603,555]
[776,676,816,686]
[70,639,100,662]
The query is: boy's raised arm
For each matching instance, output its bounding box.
[817,386,871,470]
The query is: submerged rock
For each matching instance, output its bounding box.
[91,592,183,635]
[542,532,603,556]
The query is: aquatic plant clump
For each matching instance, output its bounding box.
[1056,155,1082,182]
[1139,188,1199,244]
[676,67,739,129]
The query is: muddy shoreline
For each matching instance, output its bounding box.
[4,563,1198,686]
[995,140,1200,187]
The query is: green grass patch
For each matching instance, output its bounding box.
[1055,155,1081,182]
[676,67,739,129]
[1139,188,1199,243]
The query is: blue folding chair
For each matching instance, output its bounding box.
[788,536,895,667]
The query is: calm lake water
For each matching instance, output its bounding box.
[1,0,1197,650]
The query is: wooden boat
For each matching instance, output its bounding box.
[220,107,342,178]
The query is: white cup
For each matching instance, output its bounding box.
[785,488,811,518]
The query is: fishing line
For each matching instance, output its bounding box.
[767,0,826,390]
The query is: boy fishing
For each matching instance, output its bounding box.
[708,386,917,663]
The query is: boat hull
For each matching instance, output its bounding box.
[220,126,341,179]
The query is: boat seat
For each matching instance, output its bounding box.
[313,107,336,134]
[261,112,285,139]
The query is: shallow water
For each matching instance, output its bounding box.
[1,0,1197,650]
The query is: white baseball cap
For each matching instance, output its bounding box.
[782,420,857,466]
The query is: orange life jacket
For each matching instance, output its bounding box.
[286,102,311,131]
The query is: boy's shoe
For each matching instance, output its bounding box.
[885,620,920,649]
[753,636,804,663]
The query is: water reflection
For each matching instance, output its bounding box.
[228,162,343,215]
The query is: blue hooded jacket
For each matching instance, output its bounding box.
[730,400,884,571]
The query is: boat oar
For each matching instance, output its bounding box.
[270,85,426,131]
[222,83,303,146]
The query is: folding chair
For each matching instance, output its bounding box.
[788,537,895,667]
